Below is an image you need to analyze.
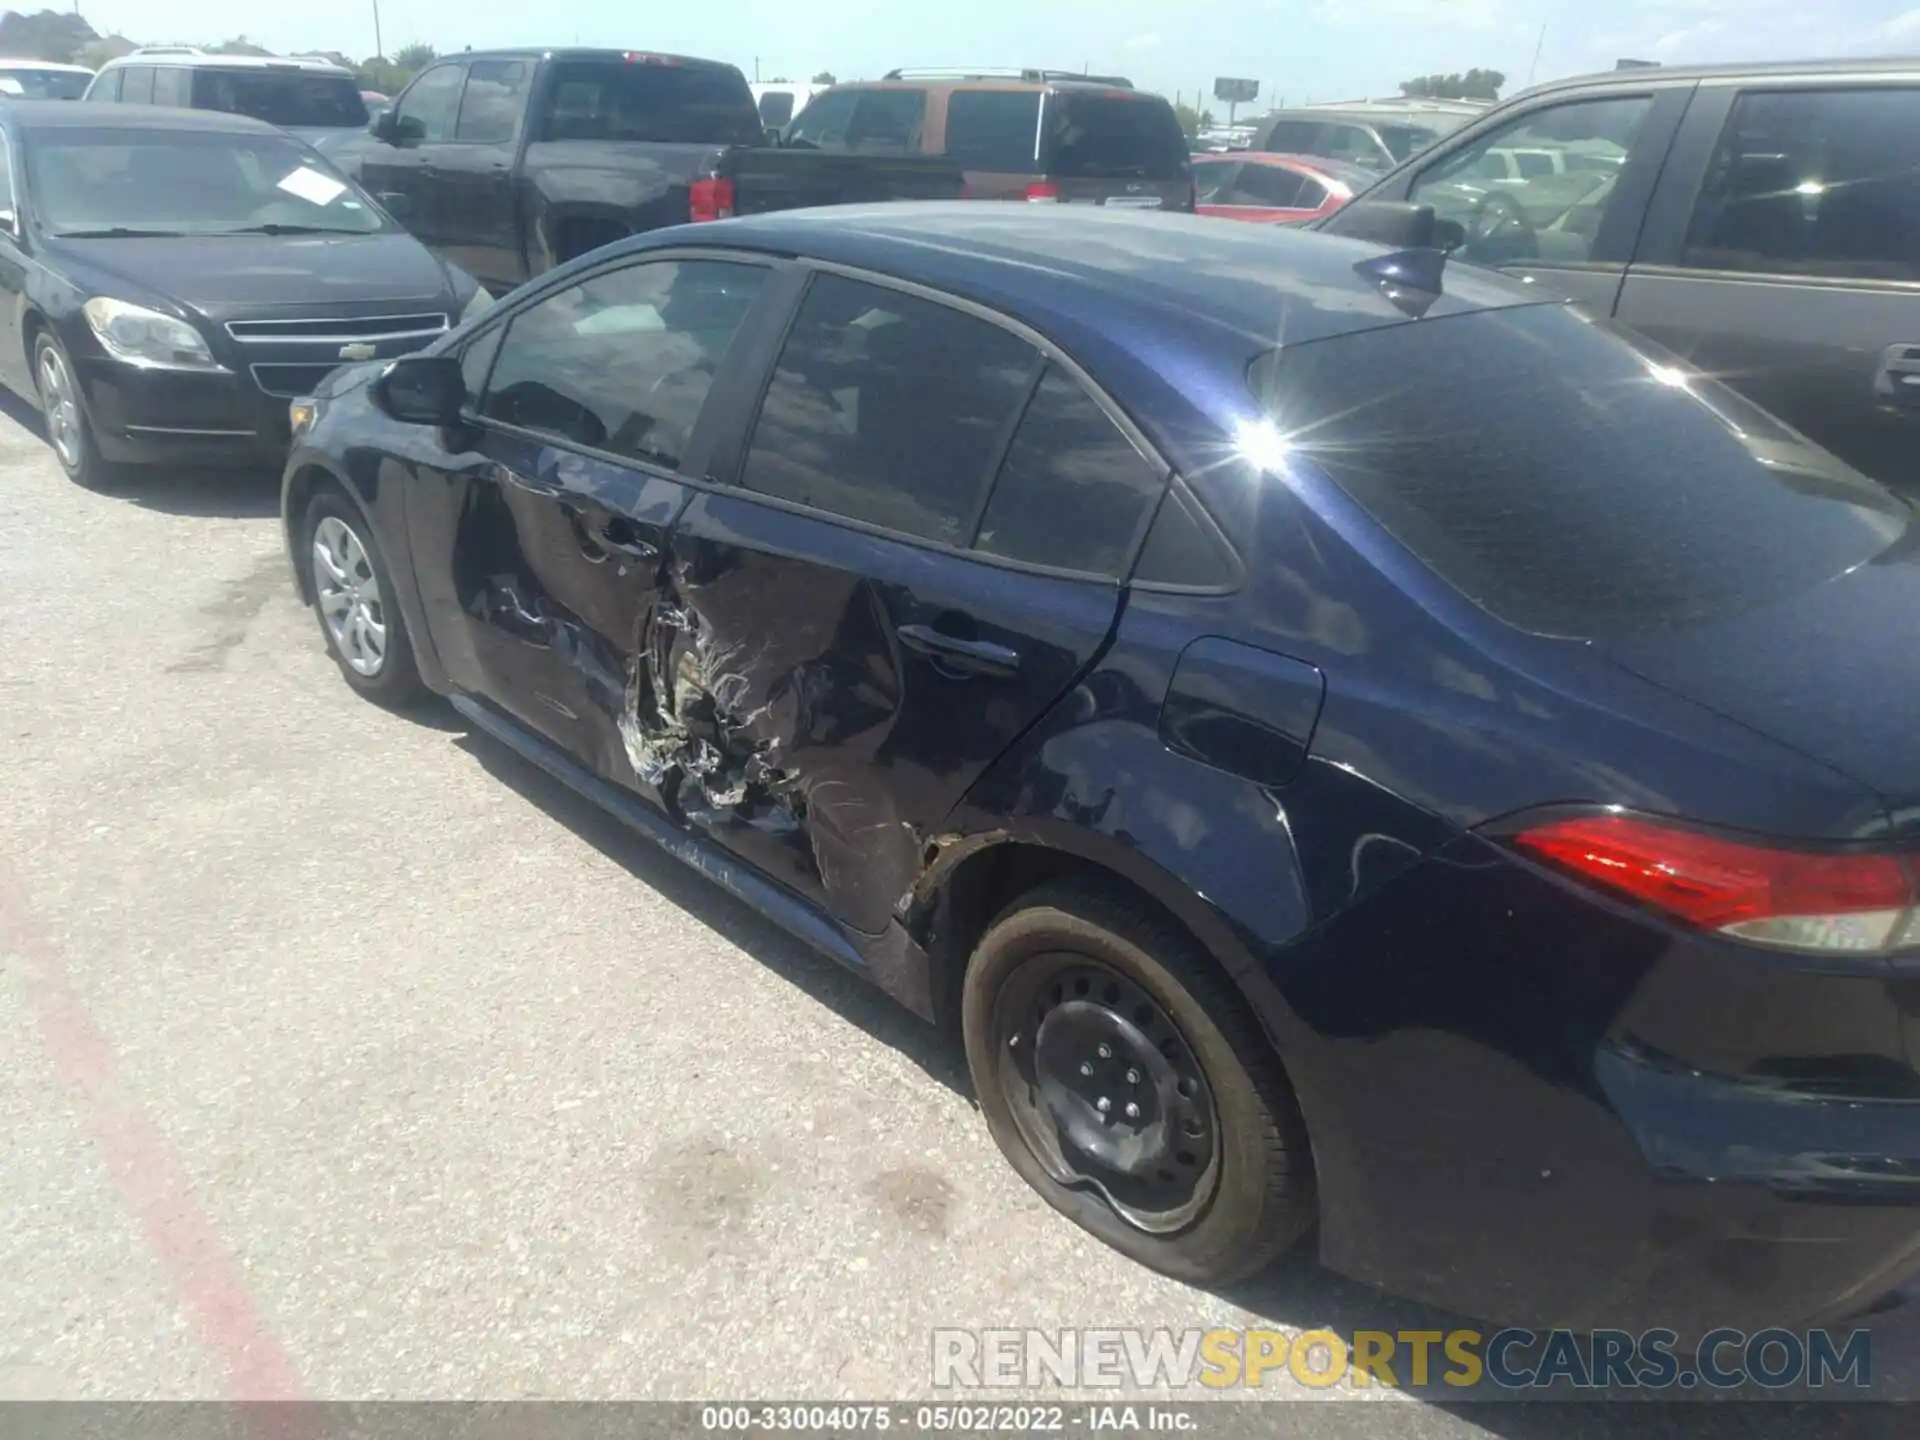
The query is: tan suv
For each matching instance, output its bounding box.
[783,68,1194,211]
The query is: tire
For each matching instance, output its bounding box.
[33,330,115,490]
[963,877,1315,1285]
[299,486,426,707]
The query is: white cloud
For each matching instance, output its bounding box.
[1311,0,1502,28]
[1650,19,1729,55]
[1883,7,1920,43]
[1123,33,1163,52]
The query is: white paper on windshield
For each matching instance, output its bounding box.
[277,167,348,206]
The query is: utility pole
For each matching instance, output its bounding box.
[754,56,760,82]
[1527,23,1546,87]
[372,0,383,61]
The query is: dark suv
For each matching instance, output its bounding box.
[1320,55,1920,496]
[784,69,1193,210]
[281,205,1920,1335]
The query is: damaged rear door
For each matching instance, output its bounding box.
[642,267,1171,934]
[404,251,777,792]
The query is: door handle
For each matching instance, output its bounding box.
[897,623,1021,678]
[1875,344,1920,410]
[487,461,562,497]
[596,517,658,561]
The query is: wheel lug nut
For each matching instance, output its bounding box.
[1126,1068,1140,1084]
[1125,1102,1140,1119]
[1097,1044,1112,1059]
[1079,1062,1093,1077]
[1096,1097,1111,1113]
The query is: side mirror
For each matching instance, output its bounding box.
[1326,200,1438,249]
[371,109,400,143]
[371,355,465,427]
[763,126,783,146]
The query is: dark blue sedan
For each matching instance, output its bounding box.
[280,204,1920,1334]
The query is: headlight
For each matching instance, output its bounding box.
[459,288,495,325]
[82,298,221,371]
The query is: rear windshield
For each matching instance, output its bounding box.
[1045,93,1190,179]
[190,69,368,128]
[946,90,1041,172]
[1250,305,1908,639]
[0,68,89,101]
[541,60,761,145]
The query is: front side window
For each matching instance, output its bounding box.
[455,59,532,144]
[1410,95,1652,266]
[0,68,90,101]
[394,63,466,142]
[480,260,766,471]
[118,66,155,105]
[1230,164,1306,208]
[845,90,925,154]
[784,89,857,148]
[1681,86,1920,282]
[1257,120,1317,154]
[740,273,1037,544]
[151,67,190,108]
[26,128,386,237]
[974,366,1165,575]
[1193,160,1238,204]
[1377,124,1440,163]
[945,90,1041,172]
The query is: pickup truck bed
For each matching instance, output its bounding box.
[323,48,963,294]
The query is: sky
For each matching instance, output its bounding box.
[75,0,1920,107]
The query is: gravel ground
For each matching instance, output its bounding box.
[0,394,1911,1434]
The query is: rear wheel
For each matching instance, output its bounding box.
[962,878,1315,1284]
[300,487,425,707]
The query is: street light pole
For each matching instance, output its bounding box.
[373,0,384,60]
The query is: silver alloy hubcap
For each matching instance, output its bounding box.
[311,516,387,677]
[38,348,82,471]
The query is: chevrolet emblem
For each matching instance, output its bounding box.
[338,342,378,361]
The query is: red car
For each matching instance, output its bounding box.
[1191,151,1369,224]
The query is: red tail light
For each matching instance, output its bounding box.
[1024,180,1061,203]
[689,177,734,223]
[1510,813,1920,955]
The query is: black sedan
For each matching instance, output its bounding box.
[0,102,492,488]
[283,205,1920,1335]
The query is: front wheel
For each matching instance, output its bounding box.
[300,487,425,707]
[33,331,113,490]
[962,878,1316,1285]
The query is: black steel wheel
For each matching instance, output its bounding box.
[963,877,1316,1285]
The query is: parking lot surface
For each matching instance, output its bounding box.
[0,397,1912,1428]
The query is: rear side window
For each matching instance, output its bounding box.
[480,259,766,471]
[192,69,368,128]
[1377,124,1439,162]
[786,89,857,148]
[541,60,761,145]
[1258,120,1318,153]
[946,90,1041,172]
[1229,164,1306,208]
[88,69,122,102]
[1681,86,1920,282]
[974,366,1165,575]
[1251,306,1908,639]
[1045,95,1189,180]
[741,274,1037,544]
[152,67,190,108]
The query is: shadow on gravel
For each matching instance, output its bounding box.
[0,388,281,518]
[447,718,976,1101]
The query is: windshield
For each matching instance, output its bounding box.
[1309,157,1376,191]
[189,68,368,128]
[541,59,762,145]
[1250,305,1907,640]
[0,68,89,100]
[1044,94,1190,179]
[27,129,386,237]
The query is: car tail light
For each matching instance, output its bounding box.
[1509,813,1920,955]
[1025,180,1061,203]
[623,52,681,66]
[689,177,735,223]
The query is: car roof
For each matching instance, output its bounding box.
[99,50,353,74]
[1510,53,1920,102]
[0,58,94,74]
[652,202,1539,368]
[0,101,284,134]
[831,77,1153,96]
[460,47,742,70]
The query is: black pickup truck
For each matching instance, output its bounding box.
[318,48,963,294]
